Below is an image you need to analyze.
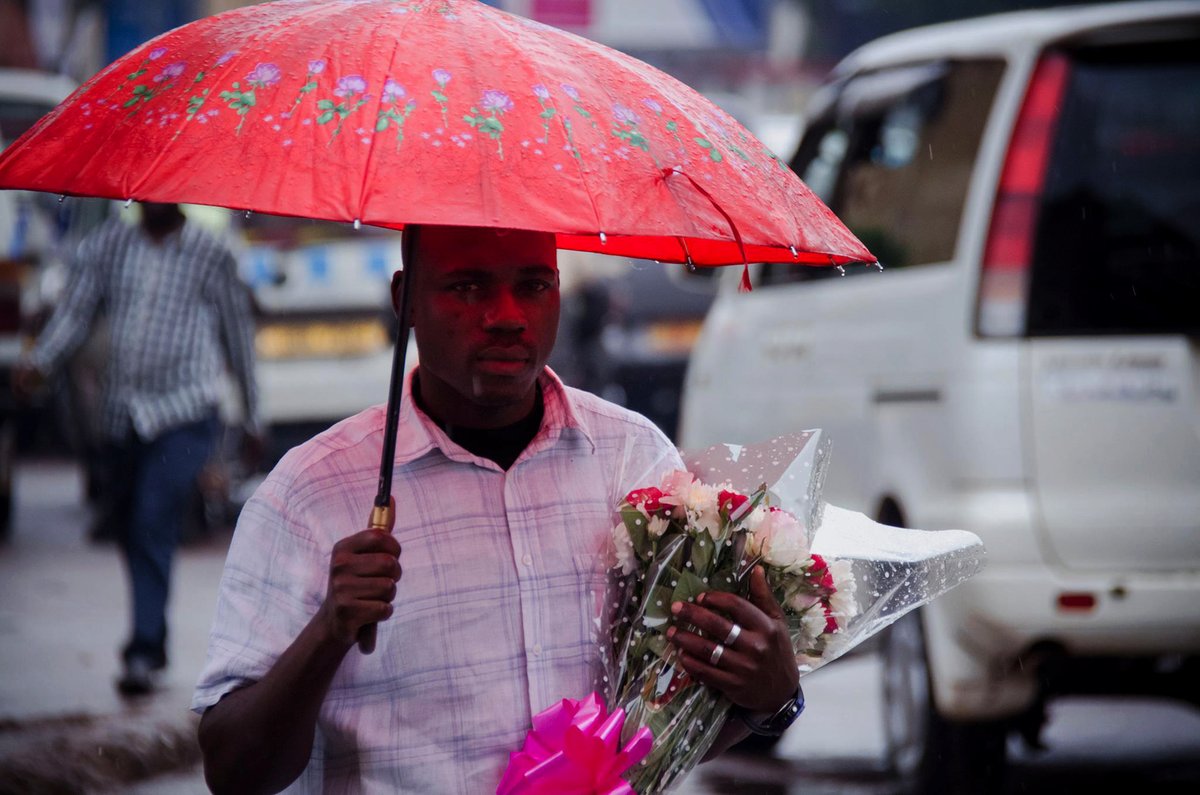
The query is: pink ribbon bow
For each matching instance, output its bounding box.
[496,692,654,795]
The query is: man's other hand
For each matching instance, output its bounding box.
[319,529,402,647]
[667,565,800,714]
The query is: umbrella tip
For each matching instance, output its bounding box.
[123,199,132,209]
[354,218,362,230]
[599,231,607,245]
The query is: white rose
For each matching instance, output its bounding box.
[647,515,669,538]
[757,510,810,571]
[798,607,827,646]
[612,521,637,575]
[826,558,859,622]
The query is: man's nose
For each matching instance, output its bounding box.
[482,289,526,331]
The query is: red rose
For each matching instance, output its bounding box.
[809,554,835,590]
[625,486,666,514]
[718,489,748,516]
[823,603,839,634]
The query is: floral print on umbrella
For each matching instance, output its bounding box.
[219,62,281,134]
[376,79,417,147]
[464,89,513,158]
[431,69,452,128]
[316,75,371,143]
[288,59,326,115]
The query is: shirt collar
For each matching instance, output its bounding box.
[393,366,596,470]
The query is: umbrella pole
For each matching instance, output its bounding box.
[357,228,418,654]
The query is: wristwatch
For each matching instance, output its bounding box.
[737,686,805,736]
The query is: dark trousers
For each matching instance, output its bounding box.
[105,414,218,667]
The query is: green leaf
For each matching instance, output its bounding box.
[689,533,714,573]
[482,117,503,134]
[431,89,447,102]
[231,81,240,89]
[666,120,678,131]
[242,90,256,108]
[621,507,651,557]
[302,81,317,92]
[540,108,556,119]
[194,72,205,83]
[642,584,676,628]
[316,110,335,125]
[694,137,712,148]
[128,69,146,79]
[671,569,709,606]
[133,85,149,95]
[709,149,723,163]
[376,117,390,132]
[463,115,477,126]
[122,97,138,108]
[316,99,334,110]
[630,132,649,151]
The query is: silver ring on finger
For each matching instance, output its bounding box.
[709,643,725,666]
[723,622,742,646]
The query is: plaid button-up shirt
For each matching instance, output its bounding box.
[193,370,682,793]
[28,219,258,441]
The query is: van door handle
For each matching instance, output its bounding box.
[872,388,941,404]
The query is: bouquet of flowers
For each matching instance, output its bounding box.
[603,474,848,790]
[601,431,984,793]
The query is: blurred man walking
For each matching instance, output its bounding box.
[15,202,260,695]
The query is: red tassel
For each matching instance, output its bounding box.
[739,262,752,293]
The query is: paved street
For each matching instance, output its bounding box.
[2,459,1199,793]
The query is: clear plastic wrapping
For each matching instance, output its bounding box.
[597,432,986,793]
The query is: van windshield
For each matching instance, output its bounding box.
[1027,42,1200,336]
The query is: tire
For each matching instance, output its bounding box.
[882,609,1008,794]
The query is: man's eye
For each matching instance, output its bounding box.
[450,282,480,293]
[523,280,554,293]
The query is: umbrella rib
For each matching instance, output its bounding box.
[489,16,606,239]
[356,5,419,227]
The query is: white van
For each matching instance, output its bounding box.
[679,2,1200,791]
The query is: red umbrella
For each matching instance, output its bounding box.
[0,0,869,268]
[0,0,873,651]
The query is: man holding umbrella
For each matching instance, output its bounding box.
[193,224,805,793]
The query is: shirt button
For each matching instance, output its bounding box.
[532,644,543,656]
[521,554,533,566]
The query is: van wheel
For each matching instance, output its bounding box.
[882,610,1008,793]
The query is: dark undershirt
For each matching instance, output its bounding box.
[412,375,545,470]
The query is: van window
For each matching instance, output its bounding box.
[762,59,1003,287]
[1027,42,1200,336]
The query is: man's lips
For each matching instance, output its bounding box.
[475,346,533,373]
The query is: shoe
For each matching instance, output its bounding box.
[116,656,159,696]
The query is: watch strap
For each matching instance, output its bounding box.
[737,686,805,736]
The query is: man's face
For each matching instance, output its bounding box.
[405,226,559,427]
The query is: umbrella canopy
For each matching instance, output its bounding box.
[0,0,871,268]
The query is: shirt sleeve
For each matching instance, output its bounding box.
[208,244,260,434]
[191,473,328,713]
[25,230,107,375]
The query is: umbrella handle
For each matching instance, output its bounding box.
[356,497,396,654]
